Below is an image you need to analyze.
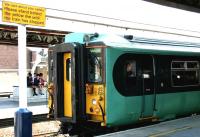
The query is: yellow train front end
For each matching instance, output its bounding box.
[47,36,107,135]
[85,83,106,125]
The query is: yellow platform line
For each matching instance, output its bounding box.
[149,126,192,137]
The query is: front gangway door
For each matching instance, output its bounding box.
[50,43,77,122]
[63,53,72,117]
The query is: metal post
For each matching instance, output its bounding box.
[18,24,27,108]
[15,24,32,137]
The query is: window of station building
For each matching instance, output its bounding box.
[87,48,103,83]
[113,54,137,96]
[171,61,200,87]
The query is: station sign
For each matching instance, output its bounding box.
[2,1,46,27]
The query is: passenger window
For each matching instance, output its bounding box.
[171,61,200,87]
[126,61,136,78]
[113,54,137,96]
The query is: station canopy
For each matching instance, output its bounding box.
[146,0,200,13]
[0,25,68,47]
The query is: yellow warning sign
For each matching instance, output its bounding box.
[2,1,46,27]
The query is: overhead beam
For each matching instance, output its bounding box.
[0,29,66,46]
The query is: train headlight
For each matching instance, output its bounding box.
[92,99,97,105]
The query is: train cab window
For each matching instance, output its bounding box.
[87,48,103,83]
[171,61,200,87]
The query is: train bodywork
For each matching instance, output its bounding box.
[48,33,200,134]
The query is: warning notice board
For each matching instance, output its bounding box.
[2,1,46,27]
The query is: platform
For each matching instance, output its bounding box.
[98,115,200,137]
[12,87,48,102]
[0,95,48,119]
[0,105,48,119]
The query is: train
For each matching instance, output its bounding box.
[48,32,200,136]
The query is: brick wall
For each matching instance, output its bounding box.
[0,44,32,69]
[0,44,18,69]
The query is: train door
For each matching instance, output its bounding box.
[140,55,155,118]
[50,44,77,122]
[63,53,72,117]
